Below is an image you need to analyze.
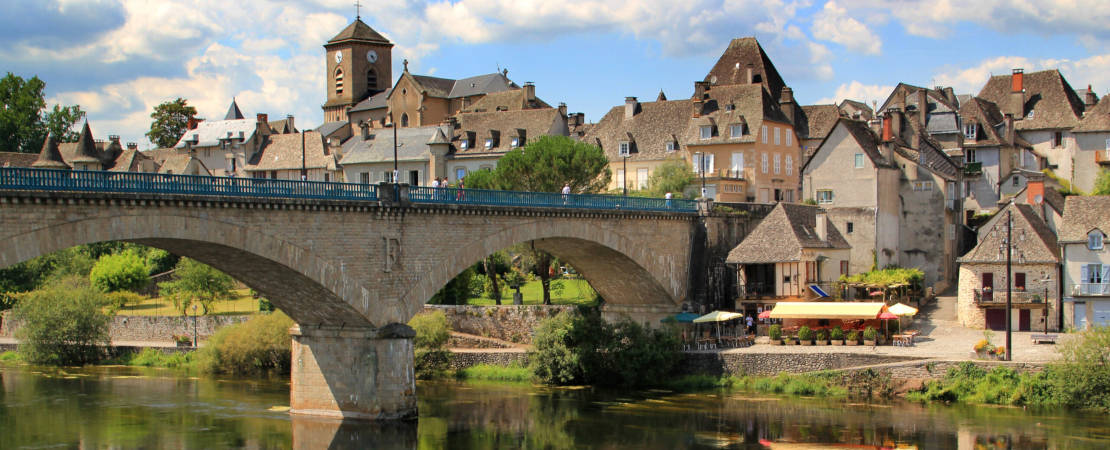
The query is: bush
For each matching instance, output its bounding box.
[158,258,234,315]
[457,363,531,383]
[103,291,145,312]
[797,326,813,341]
[409,310,450,349]
[863,326,878,341]
[768,324,782,340]
[12,276,112,365]
[195,311,293,375]
[846,330,860,342]
[829,326,844,340]
[89,251,150,293]
[816,329,828,341]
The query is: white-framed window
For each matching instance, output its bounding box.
[666,141,677,152]
[383,171,393,183]
[359,172,370,184]
[511,137,520,148]
[485,138,494,149]
[704,153,715,173]
[785,155,793,175]
[774,127,781,145]
[816,189,833,204]
[964,123,977,140]
[912,181,934,191]
[773,153,781,174]
[616,169,626,188]
[730,152,744,174]
[460,140,469,150]
[730,124,744,138]
[1085,264,1104,284]
[786,131,792,147]
[700,126,712,140]
[762,125,768,144]
[854,153,865,168]
[637,168,648,190]
[1090,230,1105,250]
[966,149,977,163]
[761,153,768,173]
[1105,138,1110,150]
[455,167,466,180]
[619,141,631,156]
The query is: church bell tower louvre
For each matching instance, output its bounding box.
[322,15,393,123]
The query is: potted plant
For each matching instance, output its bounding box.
[993,346,1006,360]
[829,326,845,346]
[863,326,878,346]
[815,329,829,346]
[798,326,813,346]
[846,330,860,346]
[173,334,193,347]
[768,324,783,345]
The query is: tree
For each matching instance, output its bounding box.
[89,251,150,293]
[0,73,85,152]
[158,258,235,315]
[12,276,112,366]
[1093,168,1110,196]
[476,251,511,304]
[429,265,482,304]
[146,98,197,149]
[644,158,695,198]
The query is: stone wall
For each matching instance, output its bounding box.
[447,351,528,370]
[424,305,574,344]
[678,352,922,376]
[958,263,1059,331]
[0,311,250,342]
[836,359,1044,381]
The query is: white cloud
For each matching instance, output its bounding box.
[810,1,881,55]
[932,53,1110,97]
[815,80,893,106]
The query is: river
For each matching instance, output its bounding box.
[1,365,1108,449]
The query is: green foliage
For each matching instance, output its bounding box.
[89,251,150,293]
[103,291,145,312]
[829,326,844,340]
[768,324,782,340]
[846,330,860,342]
[839,267,924,288]
[456,363,531,383]
[802,198,818,205]
[1051,325,1110,410]
[0,72,85,152]
[816,329,828,341]
[733,372,849,398]
[475,252,511,304]
[663,374,742,392]
[410,310,450,349]
[466,135,611,194]
[195,311,293,375]
[429,265,483,304]
[529,308,681,387]
[146,98,197,149]
[144,249,179,275]
[797,326,813,341]
[863,326,878,341]
[158,258,234,315]
[12,276,111,366]
[106,348,195,369]
[1042,168,1084,196]
[0,351,22,362]
[1093,168,1110,196]
[643,158,695,198]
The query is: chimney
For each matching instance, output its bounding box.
[780,86,796,124]
[869,117,882,137]
[447,115,459,130]
[286,114,294,133]
[915,89,928,126]
[1026,178,1045,205]
[108,135,120,144]
[256,113,269,138]
[571,113,584,127]
[881,114,893,142]
[1084,85,1099,108]
[187,117,200,130]
[890,107,903,141]
[126,142,137,150]
[360,121,370,140]
[1004,114,1016,146]
[624,97,639,120]
[693,81,709,101]
[524,82,535,103]
[815,209,828,242]
[257,113,268,124]
[558,102,567,118]
[746,64,754,84]
[943,87,957,106]
[1009,69,1025,117]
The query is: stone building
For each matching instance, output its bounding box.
[447,107,569,183]
[321,18,394,123]
[956,202,1060,331]
[244,131,340,182]
[1070,93,1110,193]
[339,125,452,186]
[33,123,157,173]
[173,102,273,177]
[583,95,695,194]
[1059,195,1110,329]
[954,97,1040,214]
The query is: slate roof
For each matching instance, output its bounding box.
[316,121,349,139]
[685,83,791,147]
[958,202,1059,264]
[327,19,391,45]
[246,131,335,171]
[452,108,567,157]
[224,99,244,120]
[448,73,516,98]
[32,133,68,169]
[268,118,297,134]
[897,117,961,181]
[977,69,1086,131]
[340,125,450,165]
[0,151,38,168]
[797,105,844,163]
[1073,94,1110,133]
[958,97,1033,149]
[801,119,891,174]
[727,203,850,264]
[174,119,257,148]
[157,154,209,175]
[703,37,786,99]
[838,99,873,120]
[1059,195,1110,243]
[108,148,147,172]
[141,148,179,166]
[349,89,391,112]
[582,99,694,163]
[460,88,550,113]
[70,122,100,163]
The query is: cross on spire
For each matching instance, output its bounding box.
[354,0,362,20]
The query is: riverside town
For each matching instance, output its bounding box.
[2,2,1110,448]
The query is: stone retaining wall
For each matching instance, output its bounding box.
[0,311,250,342]
[679,352,923,376]
[423,305,574,344]
[836,359,1045,380]
[447,351,528,370]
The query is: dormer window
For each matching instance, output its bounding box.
[1026,109,1034,119]
[964,123,977,140]
[619,141,631,156]
[725,103,735,111]
[460,140,469,149]
[729,124,747,138]
[511,137,520,148]
[700,126,712,140]
[666,141,677,152]
[1090,230,1105,251]
[485,138,494,149]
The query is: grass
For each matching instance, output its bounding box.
[114,288,260,316]
[102,348,196,370]
[0,351,22,363]
[455,363,532,383]
[466,278,598,306]
[662,372,849,398]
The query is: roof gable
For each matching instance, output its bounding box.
[327,19,391,45]
[958,202,1059,264]
[977,69,1086,130]
[1074,94,1110,132]
[582,99,694,162]
[703,37,786,99]
[726,203,849,264]
[1060,195,1110,243]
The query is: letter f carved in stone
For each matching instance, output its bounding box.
[383,237,402,272]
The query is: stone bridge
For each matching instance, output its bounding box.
[0,187,709,419]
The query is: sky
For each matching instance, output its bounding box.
[4,0,1110,149]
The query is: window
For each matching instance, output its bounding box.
[840,260,849,276]
[761,153,768,173]
[367,68,378,90]
[700,126,712,140]
[511,137,520,148]
[1090,230,1105,250]
[762,125,768,144]
[324,173,330,182]
[703,153,715,173]
[730,124,744,138]
[619,141,631,156]
[409,170,419,186]
[383,171,393,183]
[485,138,493,149]
[617,169,626,189]
[360,172,370,184]
[637,168,648,190]
[334,68,344,95]
[816,189,833,204]
[730,152,744,176]
[400,113,409,127]
[1026,108,1034,119]
[964,123,977,140]
[785,155,793,175]
[854,153,865,168]
[1105,138,1110,150]
[966,149,977,163]
[1013,176,1020,186]
[460,140,469,150]
[666,141,677,152]
[774,127,781,145]
[846,222,854,233]
[1085,264,1104,284]
[912,181,934,191]
[1015,272,1026,291]
[1053,132,1063,148]
[270,171,277,179]
[786,131,792,147]
[455,168,467,180]
[773,153,781,174]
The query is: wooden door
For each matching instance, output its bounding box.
[985,309,1006,330]
[1019,309,1031,331]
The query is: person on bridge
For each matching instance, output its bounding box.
[562,183,571,205]
[456,181,465,201]
[665,192,673,208]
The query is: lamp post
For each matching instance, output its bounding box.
[694,152,707,199]
[388,112,399,183]
[192,303,198,348]
[300,128,307,181]
[621,151,629,196]
[1005,207,1013,361]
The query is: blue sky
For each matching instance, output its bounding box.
[3,0,1110,149]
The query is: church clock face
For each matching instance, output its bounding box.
[366,50,378,63]
[334,52,343,64]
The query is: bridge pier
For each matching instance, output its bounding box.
[289,324,417,421]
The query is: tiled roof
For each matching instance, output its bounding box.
[460,88,550,113]
[582,99,694,162]
[327,19,391,45]
[727,203,850,264]
[71,122,100,163]
[410,74,456,98]
[452,108,567,157]
[268,118,297,134]
[798,104,840,142]
[447,73,515,98]
[157,154,209,175]
[32,133,68,169]
[1073,94,1110,133]
[349,89,391,112]
[224,99,244,120]
[802,119,890,173]
[174,119,257,148]
[898,118,960,181]
[141,148,178,165]
[1059,195,1110,243]
[703,37,786,99]
[0,151,38,168]
[977,69,1086,131]
[340,125,450,165]
[247,131,334,171]
[958,202,1059,264]
[685,84,790,147]
[838,99,873,120]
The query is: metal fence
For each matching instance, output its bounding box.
[0,168,698,213]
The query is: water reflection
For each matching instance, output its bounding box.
[1,366,1108,449]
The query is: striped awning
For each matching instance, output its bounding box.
[768,302,886,320]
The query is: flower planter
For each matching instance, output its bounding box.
[800,340,813,346]
[771,339,783,345]
[863,340,876,346]
[846,341,859,346]
[830,340,844,346]
[815,340,828,346]
[175,340,192,348]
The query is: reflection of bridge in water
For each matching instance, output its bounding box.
[1,168,751,420]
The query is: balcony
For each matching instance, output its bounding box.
[694,168,746,180]
[1095,150,1110,165]
[973,289,1048,306]
[1071,283,1110,296]
[963,161,983,177]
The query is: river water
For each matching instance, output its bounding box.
[1,365,1108,449]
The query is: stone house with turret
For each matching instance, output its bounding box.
[33,123,158,173]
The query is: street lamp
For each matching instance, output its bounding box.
[620,145,630,196]
[694,152,707,199]
[192,303,198,348]
[388,112,398,183]
[1004,205,1013,361]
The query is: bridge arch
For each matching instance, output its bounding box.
[0,214,371,327]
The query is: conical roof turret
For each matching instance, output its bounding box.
[70,122,101,163]
[224,98,245,120]
[32,132,70,169]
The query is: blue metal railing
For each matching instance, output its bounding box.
[0,167,697,213]
[0,167,378,201]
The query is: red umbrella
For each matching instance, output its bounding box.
[878,312,898,320]
[758,310,772,319]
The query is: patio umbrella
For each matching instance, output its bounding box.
[660,312,700,323]
[758,310,772,319]
[693,311,743,339]
[879,311,898,337]
[888,303,918,316]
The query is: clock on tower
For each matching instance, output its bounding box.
[322,18,394,123]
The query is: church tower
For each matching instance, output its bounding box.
[322,18,393,123]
